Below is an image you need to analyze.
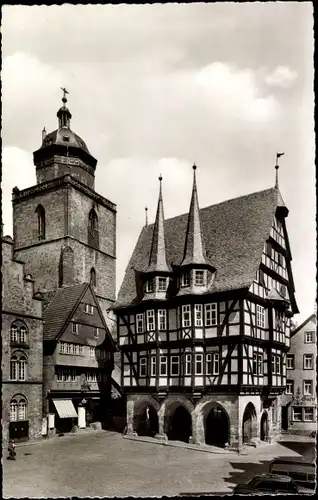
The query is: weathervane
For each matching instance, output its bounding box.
[145,206,148,227]
[60,87,69,103]
[275,152,285,188]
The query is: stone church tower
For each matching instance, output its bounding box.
[12,92,116,323]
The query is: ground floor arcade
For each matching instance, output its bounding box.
[125,392,283,450]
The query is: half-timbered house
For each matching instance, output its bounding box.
[113,165,298,451]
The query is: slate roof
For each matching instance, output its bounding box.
[115,187,289,309]
[43,283,88,340]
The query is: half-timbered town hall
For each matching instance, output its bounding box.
[113,165,299,451]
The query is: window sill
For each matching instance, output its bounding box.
[10,342,29,349]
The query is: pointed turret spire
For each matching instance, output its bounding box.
[57,87,72,128]
[146,175,169,273]
[181,164,208,266]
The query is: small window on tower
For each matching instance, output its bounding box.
[63,135,70,142]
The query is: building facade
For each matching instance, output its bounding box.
[281,314,317,434]
[114,166,299,451]
[42,283,116,434]
[2,236,43,443]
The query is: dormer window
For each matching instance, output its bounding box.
[194,270,205,286]
[158,277,167,292]
[146,279,154,293]
[181,272,190,287]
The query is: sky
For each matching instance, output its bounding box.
[1,3,315,323]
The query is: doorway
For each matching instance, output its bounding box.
[205,406,229,447]
[167,405,192,443]
[260,411,269,441]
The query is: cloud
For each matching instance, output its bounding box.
[265,66,298,89]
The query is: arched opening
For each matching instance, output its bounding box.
[242,403,257,445]
[89,209,98,232]
[9,395,29,442]
[88,209,99,249]
[167,405,192,443]
[35,205,45,240]
[205,405,229,447]
[260,411,269,441]
[134,403,159,438]
[90,267,96,288]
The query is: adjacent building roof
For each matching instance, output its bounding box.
[43,283,88,341]
[115,186,291,309]
[291,313,316,337]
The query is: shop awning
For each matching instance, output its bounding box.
[53,399,77,419]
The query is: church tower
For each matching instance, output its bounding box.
[12,90,116,322]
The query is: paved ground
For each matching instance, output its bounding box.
[3,431,315,498]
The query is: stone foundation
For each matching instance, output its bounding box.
[126,392,282,452]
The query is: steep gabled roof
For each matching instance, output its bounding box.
[291,313,316,337]
[115,187,291,309]
[43,283,88,341]
[180,165,209,267]
[145,176,170,273]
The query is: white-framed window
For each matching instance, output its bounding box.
[87,371,97,383]
[72,344,77,355]
[182,305,191,328]
[158,309,167,331]
[286,354,294,369]
[10,399,18,421]
[18,399,27,421]
[140,357,147,377]
[213,353,219,375]
[195,353,203,375]
[292,407,302,421]
[147,310,155,331]
[10,397,27,422]
[72,323,79,335]
[256,305,265,328]
[206,353,212,375]
[151,356,156,376]
[286,380,294,395]
[89,347,95,358]
[59,342,66,354]
[205,303,217,326]
[70,370,77,382]
[10,325,18,343]
[78,345,83,355]
[10,354,27,381]
[181,272,190,287]
[84,303,94,315]
[194,304,203,327]
[305,331,315,343]
[194,270,205,286]
[66,343,72,354]
[19,326,27,343]
[304,354,313,370]
[136,313,144,334]
[185,354,192,375]
[146,279,154,293]
[160,355,167,376]
[253,352,263,375]
[276,354,281,375]
[158,277,167,292]
[304,408,314,421]
[304,380,313,396]
[170,355,180,376]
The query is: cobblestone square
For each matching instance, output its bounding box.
[3,431,314,498]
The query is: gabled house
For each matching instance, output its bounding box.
[113,165,298,451]
[281,313,317,434]
[43,282,116,434]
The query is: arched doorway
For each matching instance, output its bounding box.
[167,405,192,443]
[134,404,159,437]
[260,411,269,441]
[205,405,229,447]
[242,403,257,445]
